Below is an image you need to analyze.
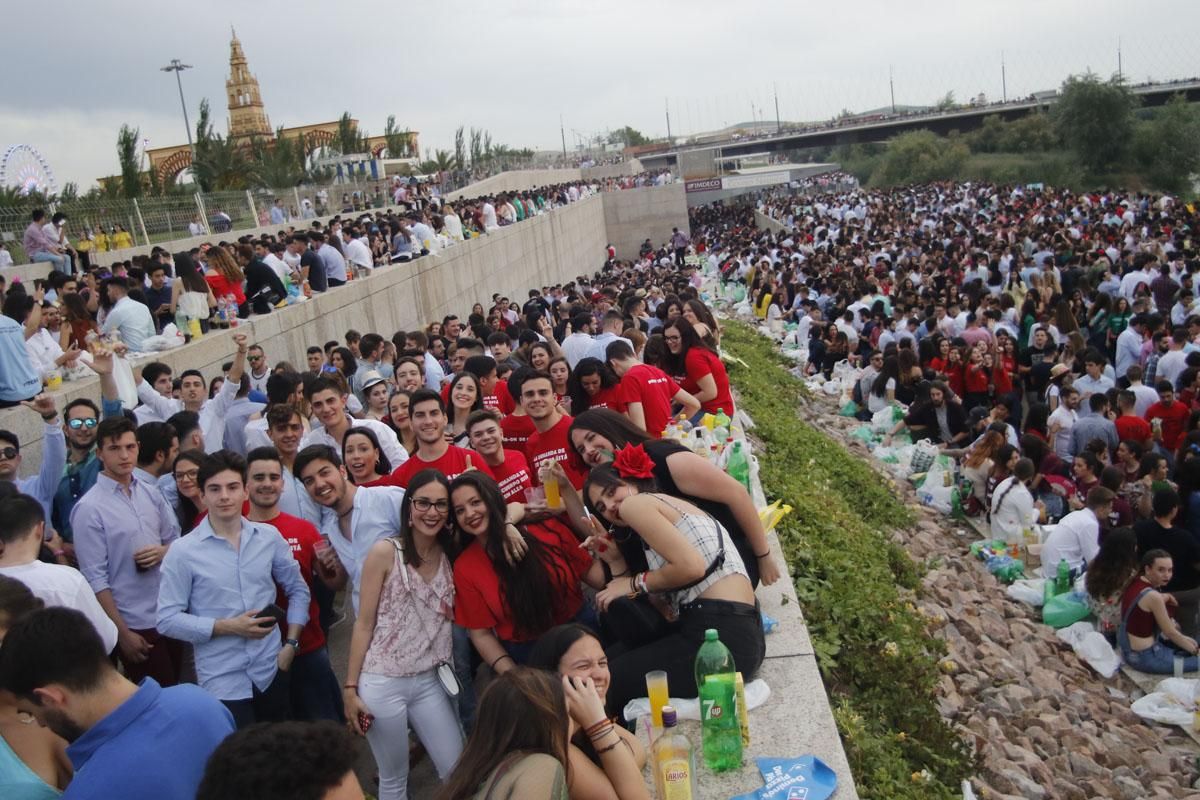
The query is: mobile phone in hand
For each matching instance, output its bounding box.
[255,604,286,627]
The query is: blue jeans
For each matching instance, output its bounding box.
[1122,639,1199,674]
[451,624,478,732]
[31,251,69,275]
[289,646,344,722]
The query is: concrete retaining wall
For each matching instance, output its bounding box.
[601,183,689,261]
[1,194,609,475]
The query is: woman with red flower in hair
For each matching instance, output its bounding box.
[579,444,764,715]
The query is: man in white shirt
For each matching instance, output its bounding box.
[1127,364,1160,417]
[1047,387,1080,460]
[0,493,118,655]
[134,335,249,453]
[299,377,407,470]
[585,311,633,364]
[100,277,156,353]
[246,345,271,396]
[341,227,373,278]
[292,445,403,613]
[1040,487,1114,579]
[24,302,79,376]
[1155,329,1190,389]
[561,312,596,369]
[1072,352,1115,417]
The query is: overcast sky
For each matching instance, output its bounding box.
[1,0,1196,191]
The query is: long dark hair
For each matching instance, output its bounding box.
[566,357,621,414]
[341,427,392,482]
[435,668,569,800]
[1085,527,1138,600]
[446,371,484,429]
[399,469,456,568]
[527,623,601,674]
[173,449,206,532]
[331,347,357,378]
[567,408,651,472]
[581,465,658,518]
[662,315,714,376]
[448,472,571,640]
[173,251,210,294]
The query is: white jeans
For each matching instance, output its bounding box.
[359,670,464,800]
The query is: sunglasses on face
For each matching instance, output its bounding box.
[68,417,98,430]
[0,447,17,460]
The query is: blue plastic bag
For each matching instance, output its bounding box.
[730,755,838,800]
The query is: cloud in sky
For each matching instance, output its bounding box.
[0,0,1196,190]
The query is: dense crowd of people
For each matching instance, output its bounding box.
[0,198,776,799]
[706,178,1200,676]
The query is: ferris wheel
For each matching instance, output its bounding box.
[0,144,58,196]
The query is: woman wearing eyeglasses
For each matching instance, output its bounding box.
[171,449,207,533]
[342,469,463,800]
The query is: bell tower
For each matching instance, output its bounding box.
[226,28,273,142]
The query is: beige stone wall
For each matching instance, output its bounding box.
[601,183,689,261]
[2,194,609,476]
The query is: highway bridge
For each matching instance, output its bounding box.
[639,78,1200,169]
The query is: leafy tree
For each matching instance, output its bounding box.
[1052,72,1136,173]
[117,124,142,199]
[608,126,650,147]
[251,129,307,189]
[334,112,366,155]
[935,92,956,112]
[1132,95,1200,193]
[383,115,412,158]
[454,126,466,172]
[870,130,969,186]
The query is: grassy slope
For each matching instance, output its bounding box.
[722,322,974,799]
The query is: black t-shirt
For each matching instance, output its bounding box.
[244,259,287,314]
[1134,519,1200,592]
[1021,345,1056,393]
[301,250,327,293]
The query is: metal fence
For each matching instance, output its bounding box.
[0,179,405,264]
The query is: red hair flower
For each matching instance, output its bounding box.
[612,444,655,480]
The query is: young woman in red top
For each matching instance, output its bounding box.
[1119,550,1200,673]
[567,358,628,416]
[662,317,734,418]
[449,472,603,669]
[962,346,991,410]
[202,246,246,313]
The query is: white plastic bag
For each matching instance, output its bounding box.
[871,405,895,433]
[622,678,770,723]
[909,439,938,475]
[110,354,138,410]
[1131,678,1197,726]
[1006,578,1045,607]
[1055,621,1120,678]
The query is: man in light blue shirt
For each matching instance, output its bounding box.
[0,303,42,406]
[157,450,309,729]
[72,416,181,687]
[293,444,403,613]
[99,277,156,353]
[0,607,234,800]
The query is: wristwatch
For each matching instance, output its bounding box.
[285,638,300,649]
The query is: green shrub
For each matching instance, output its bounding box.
[723,323,975,799]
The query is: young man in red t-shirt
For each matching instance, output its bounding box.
[1145,380,1192,452]
[1115,389,1153,449]
[465,355,516,414]
[389,389,494,487]
[466,409,534,503]
[606,340,700,436]
[245,446,345,722]
[518,370,588,490]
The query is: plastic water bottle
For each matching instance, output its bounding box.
[695,629,742,772]
[714,408,732,433]
[226,295,240,327]
[215,296,228,328]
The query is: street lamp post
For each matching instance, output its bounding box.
[160,59,195,167]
